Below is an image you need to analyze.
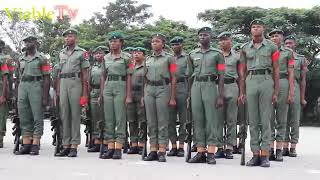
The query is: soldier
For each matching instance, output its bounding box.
[56,29,90,157]
[239,19,280,167]
[0,39,9,148]
[87,46,109,152]
[16,36,51,155]
[269,29,295,162]
[99,32,134,159]
[167,36,188,157]
[143,33,177,162]
[124,47,135,55]
[284,35,307,157]
[215,32,241,159]
[127,47,147,155]
[187,27,225,164]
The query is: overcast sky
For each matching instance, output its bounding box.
[1,0,319,28]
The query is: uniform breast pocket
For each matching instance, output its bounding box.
[193,58,201,67]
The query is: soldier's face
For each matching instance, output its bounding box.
[94,51,105,62]
[171,43,183,54]
[285,39,296,49]
[271,34,283,45]
[64,34,77,46]
[251,25,264,37]
[219,37,232,49]
[151,37,164,51]
[198,32,211,45]
[109,39,122,50]
[24,40,36,50]
[133,51,144,62]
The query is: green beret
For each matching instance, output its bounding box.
[23,35,37,42]
[93,46,109,53]
[0,39,5,46]
[170,36,184,44]
[152,33,166,42]
[284,35,296,42]
[123,47,135,52]
[217,31,232,39]
[108,31,124,40]
[250,19,265,27]
[62,28,78,36]
[198,27,212,35]
[269,29,284,36]
[135,47,147,54]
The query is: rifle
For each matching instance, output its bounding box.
[185,77,193,162]
[11,96,20,154]
[239,102,248,166]
[50,96,62,156]
[141,60,148,160]
[98,120,105,158]
[123,123,129,153]
[82,106,93,149]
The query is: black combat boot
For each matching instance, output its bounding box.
[127,146,140,154]
[67,148,78,157]
[30,145,40,155]
[283,148,289,156]
[260,156,270,167]
[289,148,297,157]
[269,148,276,161]
[100,149,115,159]
[225,149,234,159]
[177,148,185,157]
[138,147,143,155]
[87,144,100,153]
[55,148,70,157]
[158,152,166,162]
[112,149,122,159]
[15,144,32,155]
[214,148,225,158]
[144,151,158,161]
[207,153,217,164]
[275,149,283,162]
[188,152,206,163]
[167,148,178,156]
[246,155,261,166]
[233,145,239,154]
[0,136,3,148]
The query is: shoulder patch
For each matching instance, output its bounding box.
[83,51,90,61]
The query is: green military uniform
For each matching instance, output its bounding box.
[216,32,240,153]
[188,46,225,148]
[0,52,9,147]
[59,29,90,147]
[168,37,188,152]
[240,28,278,156]
[18,44,51,141]
[127,48,147,153]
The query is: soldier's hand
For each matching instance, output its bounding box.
[287,94,294,105]
[42,98,48,107]
[301,99,307,107]
[98,96,103,106]
[140,97,144,107]
[237,94,246,105]
[125,96,133,106]
[80,96,88,107]
[0,96,6,105]
[169,98,176,107]
[272,94,278,106]
[216,95,224,108]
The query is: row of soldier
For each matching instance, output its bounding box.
[0,19,307,168]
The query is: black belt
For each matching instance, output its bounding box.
[195,75,218,82]
[132,86,142,91]
[177,77,187,83]
[107,75,126,81]
[146,78,170,86]
[248,69,271,75]
[224,78,236,84]
[60,72,80,79]
[280,73,288,79]
[91,84,100,89]
[21,76,42,82]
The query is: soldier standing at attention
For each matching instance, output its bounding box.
[127,47,147,155]
[239,19,280,167]
[143,33,177,162]
[283,35,307,157]
[99,32,134,160]
[0,40,9,148]
[16,36,51,155]
[167,36,188,157]
[56,29,90,157]
[269,29,295,162]
[215,32,241,159]
[187,27,225,165]
[87,46,109,153]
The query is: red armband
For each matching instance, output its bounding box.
[272,50,280,62]
[0,64,8,71]
[217,64,225,71]
[41,65,51,72]
[169,63,177,73]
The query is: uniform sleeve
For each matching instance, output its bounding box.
[216,52,225,75]
[186,54,194,77]
[169,56,177,77]
[126,58,134,75]
[270,43,280,62]
[40,58,51,75]
[80,51,90,69]
[287,51,295,68]
[0,59,9,75]
[8,60,16,73]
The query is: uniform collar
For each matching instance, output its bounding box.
[175,52,186,58]
[23,50,41,59]
[106,51,126,59]
[61,45,81,53]
[195,47,216,53]
[279,45,285,51]
[151,50,166,57]
[135,62,144,69]
[248,38,268,48]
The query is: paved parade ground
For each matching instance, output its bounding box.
[0,121,319,180]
